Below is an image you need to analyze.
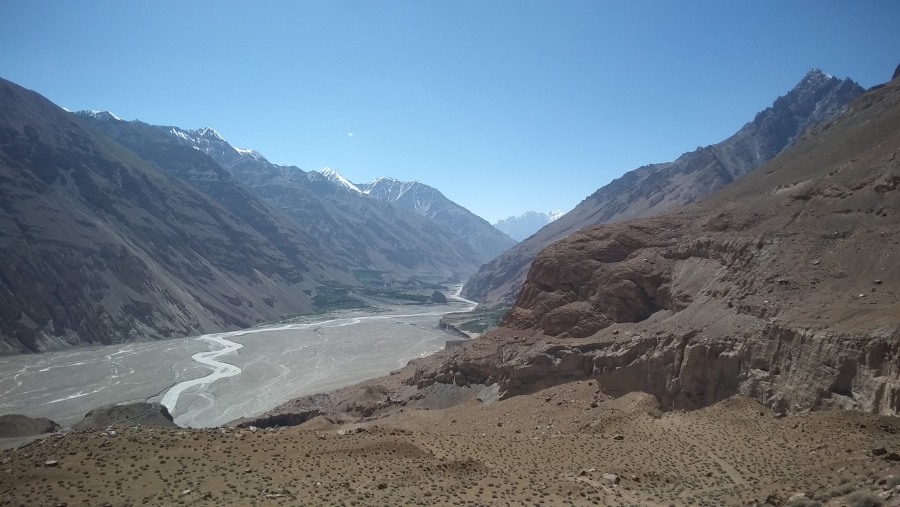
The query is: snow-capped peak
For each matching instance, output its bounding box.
[234,147,267,161]
[548,210,565,221]
[77,110,122,121]
[166,126,233,148]
[195,127,224,141]
[321,167,362,194]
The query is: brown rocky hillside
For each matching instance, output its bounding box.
[463,69,864,308]
[418,72,900,415]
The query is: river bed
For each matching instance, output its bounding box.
[0,290,475,429]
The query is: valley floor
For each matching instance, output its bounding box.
[3,381,900,506]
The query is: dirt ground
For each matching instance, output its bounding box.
[3,381,900,507]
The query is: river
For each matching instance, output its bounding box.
[0,288,475,429]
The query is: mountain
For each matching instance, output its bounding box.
[493,211,564,242]
[156,126,486,281]
[462,69,865,306]
[359,177,517,262]
[320,167,362,194]
[0,78,336,354]
[415,69,900,415]
[74,111,343,283]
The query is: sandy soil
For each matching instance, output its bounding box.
[3,381,900,506]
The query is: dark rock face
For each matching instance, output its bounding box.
[430,290,448,303]
[230,393,332,429]
[462,70,865,307]
[0,414,59,438]
[419,76,900,415]
[71,402,176,430]
[0,78,325,354]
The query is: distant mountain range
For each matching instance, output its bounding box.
[359,177,516,260]
[493,211,564,242]
[77,114,513,278]
[463,69,865,306]
[149,122,515,268]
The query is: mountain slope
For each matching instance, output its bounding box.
[158,127,485,281]
[416,71,900,416]
[359,177,517,262]
[74,111,345,283]
[493,211,564,242]
[462,69,864,306]
[0,78,326,354]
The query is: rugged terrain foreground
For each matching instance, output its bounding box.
[4,384,900,506]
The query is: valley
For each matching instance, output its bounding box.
[0,15,898,503]
[0,287,475,434]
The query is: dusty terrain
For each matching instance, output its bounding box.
[3,380,900,506]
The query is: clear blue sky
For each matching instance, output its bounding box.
[1,1,898,223]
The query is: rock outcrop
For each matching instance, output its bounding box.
[0,414,59,438]
[72,402,177,430]
[414,73,900,416]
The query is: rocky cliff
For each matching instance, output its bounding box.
[463,69,865,307]
[413,74,900,415]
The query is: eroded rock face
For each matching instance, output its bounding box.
[416,76,900,416]
[503,226,680,337]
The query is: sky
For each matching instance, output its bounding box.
[1,1,899,224]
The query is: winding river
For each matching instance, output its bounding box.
[0,288,476,429]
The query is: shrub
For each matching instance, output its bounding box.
[846,491,882,507]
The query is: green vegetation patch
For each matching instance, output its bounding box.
[360,287,430,303]
[351,269,386,286]
[312,286,368,313]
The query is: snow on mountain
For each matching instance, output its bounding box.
[77,110,121,121]
[320,167,362,194]
[493,211,565,242]
[361,177,436,213]
[161,125,272,170]
[360,177,517,260]
[234,147,268,162]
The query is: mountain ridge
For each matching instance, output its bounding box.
[0,77,334,354]
[462,68,865,306]
[494,211,564,242]
[359,177,517,262]
[409,70,900,416]
[154,124,489,280]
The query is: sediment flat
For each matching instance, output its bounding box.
[0,294,475,430]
